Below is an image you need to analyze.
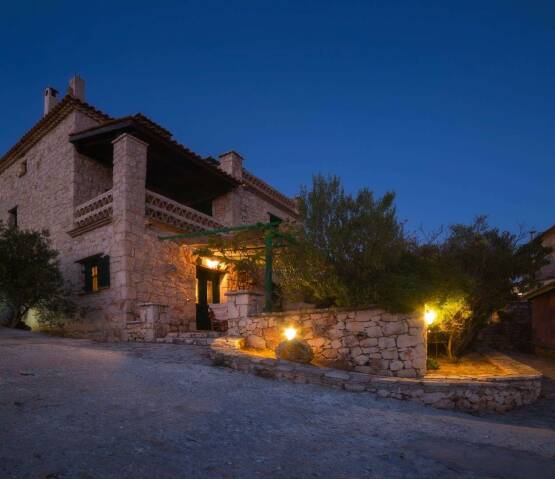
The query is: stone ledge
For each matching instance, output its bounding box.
[210,337,542,414]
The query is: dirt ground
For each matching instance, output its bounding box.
[426,352,503,378]
[1,328,554,479]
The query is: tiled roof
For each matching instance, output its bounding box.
[1,94,297,216]
[69,115,239,187]
[0,94,112,174]
[539,225,555,241]
[72,113,173,140]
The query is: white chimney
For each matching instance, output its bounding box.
[69,75,85,101]
[43,87,59,117]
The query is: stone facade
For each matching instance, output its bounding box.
[211,338,542,413]
[0,77,298,340]
[225,300,427,378]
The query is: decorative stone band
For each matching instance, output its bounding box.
[70,190,114,236]
[210,338,542,413]
[145,189,223,233]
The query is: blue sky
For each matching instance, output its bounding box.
[1,1,553,235]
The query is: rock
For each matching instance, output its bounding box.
[378,337,396,349]
[247,335,267,350]
[324,370,350,381]
[353,354,369,366]
[383,321,408,336]
[275,339,314,364]
[308,337,325,348]
[390,360,403,371]
[360,337,378,347]
[396,334,419,348]
[381,348,398,360]
[365,326,383,337]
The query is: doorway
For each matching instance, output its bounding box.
[196,266,221,330]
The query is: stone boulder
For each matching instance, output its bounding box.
[275,339,314,364]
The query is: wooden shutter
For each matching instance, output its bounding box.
[83,261,92,292]
[99,255,110,289]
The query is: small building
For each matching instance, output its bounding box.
[526,225,555,356]
[527,284,555,357]
[0,76,298,340]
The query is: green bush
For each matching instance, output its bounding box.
[0,222,74,329]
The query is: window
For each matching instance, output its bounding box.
[78,254,110,293]
[17,160,27,177]
[268,213,283,225]
[8,207,17,229]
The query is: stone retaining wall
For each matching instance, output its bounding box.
[226,304,426,377]
[211,338,542,413]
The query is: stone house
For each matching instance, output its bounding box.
[0,76,298,340]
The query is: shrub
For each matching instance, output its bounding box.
[0,222,75,329]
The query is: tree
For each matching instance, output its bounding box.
[275,176,551,357]
[276,174,409,307]
[430,217,550,358]
[0,222,74,329]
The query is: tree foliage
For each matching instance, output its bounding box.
[276,174,407,307]
[276,175,551,357]
[426,217,550,357]
[0,223,74,329]
[194,227,269,290]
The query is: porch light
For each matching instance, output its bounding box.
[205,259,220,269]
[284,327,297,341]
[424,308,437,325]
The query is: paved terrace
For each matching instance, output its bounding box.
[1,328,554,479]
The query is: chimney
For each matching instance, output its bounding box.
[69,75,85,101]
[43,87,59,117]
[218,150,243,180]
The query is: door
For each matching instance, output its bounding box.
[196,266,221,330]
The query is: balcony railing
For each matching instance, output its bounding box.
[74,190,113,229]
[145,190,222,233]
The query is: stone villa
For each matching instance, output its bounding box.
[0,76,298,340]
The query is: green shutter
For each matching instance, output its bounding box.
[99,255,110,288]
[83,262,92,292]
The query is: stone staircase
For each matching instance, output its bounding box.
[156,331,223,346]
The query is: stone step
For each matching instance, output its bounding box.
[170,331,223,338]
[155,330,223,346]
[171,337,216,346]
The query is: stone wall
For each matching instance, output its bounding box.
[213,151,297,226]
[211,338,542,413]
[213,184,297,226]
[73,153,112,207]
[226,304,427,378]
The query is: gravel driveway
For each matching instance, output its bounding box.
[1,328,554,479]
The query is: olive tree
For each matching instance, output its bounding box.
[276,174,408,307]
[0,222,74,329]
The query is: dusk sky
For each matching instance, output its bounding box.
[1,1,553,235]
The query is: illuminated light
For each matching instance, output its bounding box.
[205,259,220,269]
[284,327,297,341]
[424,308,437,325]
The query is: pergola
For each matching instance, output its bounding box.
[159,222,294,312]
